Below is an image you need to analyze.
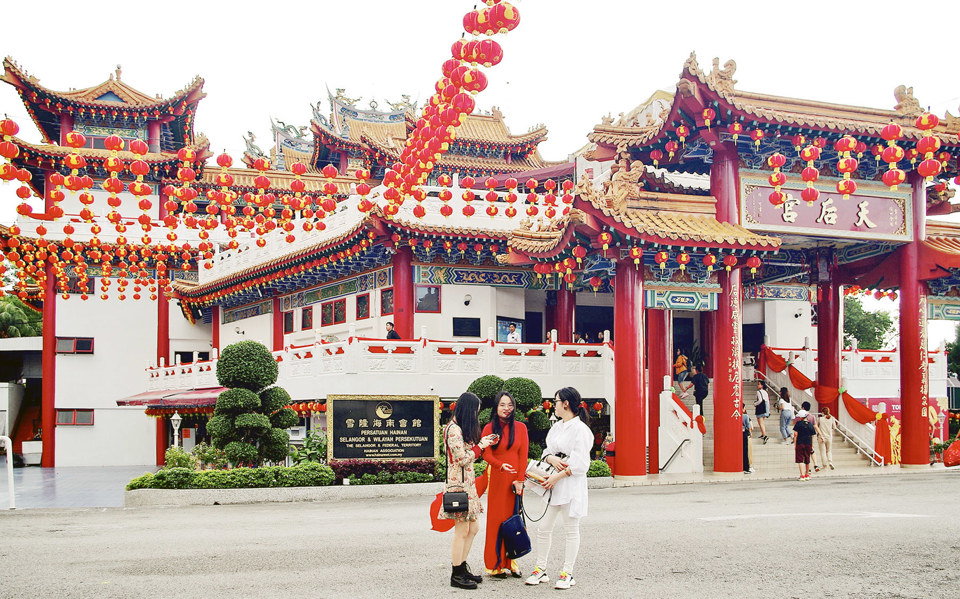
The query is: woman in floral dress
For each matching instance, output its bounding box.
[441,391,497,589]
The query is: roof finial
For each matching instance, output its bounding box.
[115,65,122,81]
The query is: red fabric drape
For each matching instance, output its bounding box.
[842,392,894,465]
[841,392,876,424]
[875,418,892,465]
[430,466,489,532]
[788,365,816,390]
[814,385,839,405]
[763,346,787,373]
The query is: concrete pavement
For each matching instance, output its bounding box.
[0,469,957,598]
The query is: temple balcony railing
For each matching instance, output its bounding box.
[144,326,614,402]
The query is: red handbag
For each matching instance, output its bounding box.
[943,431,960,468]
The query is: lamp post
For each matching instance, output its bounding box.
[170,411,182,449]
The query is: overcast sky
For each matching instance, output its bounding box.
[2,0,959,344]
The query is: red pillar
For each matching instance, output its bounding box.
[713,268,743,472]
[710,140,743,473]
[157,294,170,367]
[393,247,415,338]
[59,114,74,146]
[816,250,841,416]
[41,264,56,467]
[272,295,283,351]
[614,258,645,477]
[900,173,929,467]
[156,418,167,466]
[555,288,575,343]
[211,306,220,352]
[646,308,670,474]
[148,120,161,154]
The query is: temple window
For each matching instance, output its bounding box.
[56,409,94,426]
[283,311,295,334]
[55,337,94,354]
[356,293,370,320]
[321,299,346,326]
[302,306,314,330]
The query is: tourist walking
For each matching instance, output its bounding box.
[525,387,593,590]
[480,391,529,578]
[792,404,816,480]
[817,407,837,470]
[742,410,754,473]
[798,401,823,472]
[779,388,795,443]
[754,381,770,443]
[673,348,689,382]
[441,392,498,589]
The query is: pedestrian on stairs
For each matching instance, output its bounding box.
[679,364,709,416]
[778,388,795,444]
[817,407,837,470]
[742,411,754,473]
[673,348,690,383]
[754,381,771,444]
[797,402,823,472]
[792,405,816,480]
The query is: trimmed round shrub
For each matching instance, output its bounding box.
[215,388,261,415]
[206,415,235,447]
[467,375,505,408]
[259,428,291,463]
[126,472,156,491]
[503,377,542,410]
[587,459,612,477]
[270,407,298,430]
[278,462,335,487]
[225,440,259,465]
[479,407,493,426]
[526,409,550,431]
[151,467,195,489]
[234,413,271,432]
[260,386,291,412]
[528,441,543,460]
[216,341,278,391]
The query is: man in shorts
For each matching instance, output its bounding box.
[792,406,816,480]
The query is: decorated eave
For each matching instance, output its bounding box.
[2,58,206,146]
[185,166,353,197]
[587,52,960,179]
[10,134,212,197]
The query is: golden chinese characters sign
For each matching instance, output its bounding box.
[740,170,911,242]
[326,395,439,461]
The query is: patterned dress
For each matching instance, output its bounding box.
[440,421,483,522]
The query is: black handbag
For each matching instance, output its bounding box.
[442,424,470,513]
[495,494,532,568]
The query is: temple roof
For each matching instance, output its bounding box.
[587,53,960,175]
[2,58,206,145]
[191,166,354,195]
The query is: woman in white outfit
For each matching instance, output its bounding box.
[525,387,593,591]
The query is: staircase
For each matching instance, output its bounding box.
[674,379,874,475]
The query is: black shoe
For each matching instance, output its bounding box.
[451,565,478,589]
[511,569,523,579]
[462,562,482,584]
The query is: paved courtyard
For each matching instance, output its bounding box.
[0,468,957,598]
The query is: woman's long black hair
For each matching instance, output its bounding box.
[452,392,482,445]
[489,390,516,450]
[555,386,590,426]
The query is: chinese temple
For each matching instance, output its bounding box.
[0,46,957,478]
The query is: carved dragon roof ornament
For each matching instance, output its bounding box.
[894,85,924,116]
[334,88,361,107]
[386,94,415,112]
[706,57,737,95]
[243,131,266,159]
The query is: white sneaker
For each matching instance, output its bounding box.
[554,571,576,590]
[525,567,549,585]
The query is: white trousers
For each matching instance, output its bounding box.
[818,435,833,466]
[535,502,581,574]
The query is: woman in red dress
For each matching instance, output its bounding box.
[480,390,529,577]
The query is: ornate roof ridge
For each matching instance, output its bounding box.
[11,133,211,162]
[2,57,205,109]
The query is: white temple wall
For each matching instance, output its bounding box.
[763,299,814,348]
[169,304,211,360]
[56,406,155,466]
[227,312,271,347]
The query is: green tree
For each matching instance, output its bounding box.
[0,295,42,338]
[843,296,894,350]
[208,341,296,466]
[945,323,960,376]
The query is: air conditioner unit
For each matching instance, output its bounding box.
[288,426,307,441]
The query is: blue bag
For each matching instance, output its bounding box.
[495,494,532,569]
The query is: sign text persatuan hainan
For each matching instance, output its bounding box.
[326,395,439,461]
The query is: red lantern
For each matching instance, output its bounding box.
[542,400,553,411]
[589,276,602,292]
[593,401,603,412]
[676,125,690,145]
[597,231,613,252]
[649,149,663,167]
[665,140,678,160]
[745,256,761,274]
[702,254,717,272]
[723,255,738,271]
[654,250,669,270]
[836,178,857,200]
[702,108,716,129]
[749,129,764,149]
[572,245,587,265]
[727,122,743,141]
[677,252,691,270]
[917,158,942,181]
[628,246,642,267]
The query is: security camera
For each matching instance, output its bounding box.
[794,311,802,318]
[464,294,472,306]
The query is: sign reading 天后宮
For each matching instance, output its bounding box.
[327,395,439,461]
[740,170,911,242]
